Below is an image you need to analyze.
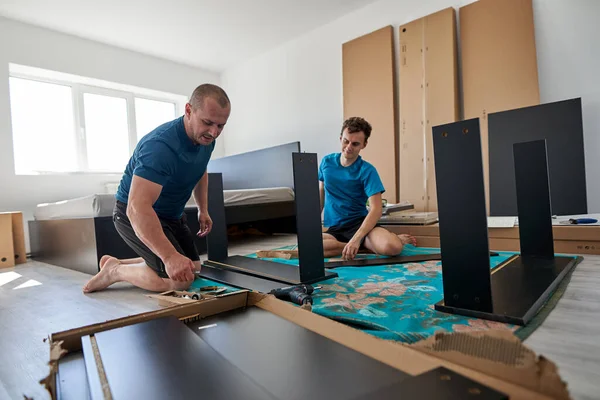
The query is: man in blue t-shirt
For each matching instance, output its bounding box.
[83,84,231,293]
[319,117,416,260]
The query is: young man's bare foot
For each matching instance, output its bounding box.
[83,258,120,293]
[398,234,417,246]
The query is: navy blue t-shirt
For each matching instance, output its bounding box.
[115,116,215,219]
[318,153,385,228]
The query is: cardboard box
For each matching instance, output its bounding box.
[384,223,600,255]
[0,211,27,268]
[43,290,571,400]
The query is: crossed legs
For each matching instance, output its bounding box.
[323,227,417,259]
[82,256,196,293]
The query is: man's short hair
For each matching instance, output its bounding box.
[341,117,372,140]
[190,84,230,109]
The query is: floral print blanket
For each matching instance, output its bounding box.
[191,245,574,343]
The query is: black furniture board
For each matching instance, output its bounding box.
[292,152,330,282]
[206,172,229,262]
[325,254,443,268]
[190,307,409,400]
[57,352,90,400]
[198,263,289,293]
[432,118,493,312]
[435,254,580,325]
[513,140,554,258]
[489,98,587,216]
[88,316,277,400]
[207,141,301,190]
[205,255,337,284]
[352,366,508,400]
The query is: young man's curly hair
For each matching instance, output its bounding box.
[340,117,372,140]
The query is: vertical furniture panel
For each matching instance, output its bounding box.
[460,0,540,213]
[343,25,398,203]
[0,214,15,268]
[424,7,460,212]
[398,18,426,210]
[11,212,26,264]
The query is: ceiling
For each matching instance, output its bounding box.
[0,0,379,72]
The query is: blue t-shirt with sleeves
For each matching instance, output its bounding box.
[115,116,215,220]
[318,153,385,228]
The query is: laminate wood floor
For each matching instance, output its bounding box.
[1,233,599,400]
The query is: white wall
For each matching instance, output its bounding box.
[221,0,600,213]
[0,17,221,250]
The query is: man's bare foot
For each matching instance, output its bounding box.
[398,234,417,246]
[83,258,120,293]
[99,255,118,269]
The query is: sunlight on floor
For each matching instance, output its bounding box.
[0,271,22,287]
[13,279,42,290]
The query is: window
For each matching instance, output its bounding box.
[8,65,183,174]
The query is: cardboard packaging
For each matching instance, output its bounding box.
[0,211,27,268]
[384,223,600,255]
[43,290,572,400]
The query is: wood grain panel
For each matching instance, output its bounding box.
[424,7,459,211]
[399,18,426,210]
[11,213,26,264]
[343,25,398,203]
[460,0,540,213]
[0,214,15,268]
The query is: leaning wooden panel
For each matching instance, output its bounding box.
[460,0,540,213]
[0,214,15,268]
[398,18,426,211]
[424,7,459,212]
[343,25,398,203]
[11,212,27,264]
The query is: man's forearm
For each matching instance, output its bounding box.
[352,207,382,242]
[193,172,209,213]
[127,204,178,261]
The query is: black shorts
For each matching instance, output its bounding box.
[113,200,199,279]
[325,216,367,246]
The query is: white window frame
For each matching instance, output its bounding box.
[8,70,182,175]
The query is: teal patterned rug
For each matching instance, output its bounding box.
[191,245,578,343]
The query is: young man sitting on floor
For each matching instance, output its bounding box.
[319,117,416,260]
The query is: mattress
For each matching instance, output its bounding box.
[33,187,295,220]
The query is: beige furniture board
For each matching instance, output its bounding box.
[399,17,426,211]
[0,211,26,268]
[342,25,399,203]
[460,0,540,213]
[384,223,600,255]
[399,7,459,212]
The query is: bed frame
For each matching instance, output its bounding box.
[28,141,301,275]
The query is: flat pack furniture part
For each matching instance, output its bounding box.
[81,316,277,400]
[44,290,572,400]
[488,98,587,216]
[342,25,399,203]
[67,301,509,400]
[0,212,27,268]
[431,118,581,325]
[202,153,337,289]
[325,251,500,269]
[399,7,460,212]
[460,0,540,214]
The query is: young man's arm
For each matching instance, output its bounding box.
[342,192,383,260]
[192,171,212,237]
[127,175,195,282]
[319,181,325,213]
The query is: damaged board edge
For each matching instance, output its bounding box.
[251,292,568,400]
[410,330,570,400]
